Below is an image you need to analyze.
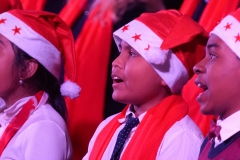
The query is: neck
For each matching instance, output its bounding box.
[132,92,170,117]
[2,85,39,109]
[218,100,240,120]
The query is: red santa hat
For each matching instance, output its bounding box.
[113,10,208,94]
[210,8,240,58]
[0,9,80,99]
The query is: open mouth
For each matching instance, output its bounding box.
[113,76,123,83]
[197,83,208,91]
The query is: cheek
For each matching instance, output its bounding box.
[0,58,16,86]
[125,64,149,87]
[126,64,160,93]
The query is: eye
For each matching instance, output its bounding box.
[209,53,216,60]
[129,50,137,57]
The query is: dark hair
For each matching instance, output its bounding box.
[11,43,67,121]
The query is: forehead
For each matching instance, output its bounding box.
[119,40,139,53]
[120,40,133,48]
[207,34,225,46]
[0,33,11,46]
[208,34,238,58]
[207,34,231,51]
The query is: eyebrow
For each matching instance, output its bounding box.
[206,43,220,50]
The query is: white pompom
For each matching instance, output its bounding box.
[145,48,169,65]
[60,80,81,99]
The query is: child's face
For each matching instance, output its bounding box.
[194,34,240,119]
[0,34,19,100]
[112,40,166,106]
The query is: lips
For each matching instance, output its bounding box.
[111,72,124,84]
[197,83,208,91]
[195,80,209,103]
[112,76,123,83]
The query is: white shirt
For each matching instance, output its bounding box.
[0,92,72,160]
[214,110,240,147]
[83,107,204,160]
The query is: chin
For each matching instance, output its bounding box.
[112,94,130,104]
[112,93,123,103]
[200,104,214,115]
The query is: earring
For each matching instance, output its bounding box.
[19,78,23,85]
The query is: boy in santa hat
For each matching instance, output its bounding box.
[195,8,240,159]
[83,9,208,160]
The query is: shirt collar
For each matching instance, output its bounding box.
[0,92,49,125]
[118,105,146,124]
[0,96,31,124]
[216,110,240,143]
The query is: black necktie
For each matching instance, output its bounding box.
[110,114,139,160]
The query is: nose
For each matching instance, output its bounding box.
[193,59,206,74]
[112,53,123,69]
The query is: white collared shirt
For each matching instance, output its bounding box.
[0,92,72,160]
[0,96,32,139]
[83,106,204,160]
[214,110,240,147]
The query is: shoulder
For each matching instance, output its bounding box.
[92,113,119,139]
[157,115,204,159]
[19,116,70,146]
[4,115,72,159]
[17,103,71,145]
[83,113,119,160]
[25,103,67,132]
[165,115,204,139]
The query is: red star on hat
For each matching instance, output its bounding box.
[224,22,232,31]
[12,26,21,35]
[234,33,240,42]
[144,44,150,50]
[132,33,141,42]
[0,18,6,24]
[121,25,129,32]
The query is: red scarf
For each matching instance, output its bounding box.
[89,95,188,160]
[0,91,43,155]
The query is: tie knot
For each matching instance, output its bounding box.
[126,114,139,128]
[208,119,221,141]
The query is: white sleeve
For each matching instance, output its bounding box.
[83,114,117,160]
[157,120,204,160]
[22,121,71,160]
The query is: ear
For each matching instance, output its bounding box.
[160,79,172,94]
[22,59,39,79]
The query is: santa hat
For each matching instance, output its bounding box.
[0,9,80,99]
[210,8,240,58]
[113,10,208,94]
[0,0,22,13]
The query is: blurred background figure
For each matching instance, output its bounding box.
[0,0,22,13]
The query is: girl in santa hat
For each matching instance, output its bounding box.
[0,0,23,109]
[0,9,80,159]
